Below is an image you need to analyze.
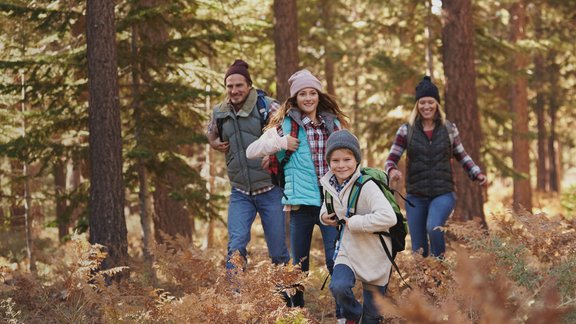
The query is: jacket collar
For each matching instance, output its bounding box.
[320,165,362,199]
[220,88,258,117]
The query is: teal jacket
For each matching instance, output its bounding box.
[276,109,341,206]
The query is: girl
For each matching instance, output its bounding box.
[246,69,348,314]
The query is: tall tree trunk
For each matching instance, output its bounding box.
[9,160,26,229]
[425,0,435,76]
[152,169,192,244]
[320,0,335,95]
[441,0,486,223]
[273,0,299,102]
[54,158,69,241]
[131,23,153,264]
[86,0,129,271]
[547,51,560,192]
[21,72,36,272]
[509,1,533,212]
[533,14,548,192]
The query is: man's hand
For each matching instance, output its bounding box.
[286,136,300,151]
[210,138,230,153]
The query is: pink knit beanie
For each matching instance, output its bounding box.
[288,69,323,97]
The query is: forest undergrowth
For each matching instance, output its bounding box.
[1,206,575,323]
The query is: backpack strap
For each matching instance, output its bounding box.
[445,119,455,157]
[256,89,270,129]
[279,118,299,165]
[351,174,413,289]
[377,232,412,289]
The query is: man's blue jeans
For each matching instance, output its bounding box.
[288,205,338,309]
[226,186,290,270]
[406,192,456,257]
[330,264,388,323]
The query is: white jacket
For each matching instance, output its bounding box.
[320,167,397,286]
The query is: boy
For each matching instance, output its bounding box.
[319,130,397,324]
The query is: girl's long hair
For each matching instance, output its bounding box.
[408,98,446,126]
[266,91,349,131]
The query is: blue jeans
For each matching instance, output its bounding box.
[288,205,338,311]
[406,192,456,257]
[226,186,289,270]
[330,264,388,323]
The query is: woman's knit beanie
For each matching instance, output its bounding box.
[325,130,362,163]
[415,75,440,103]
[288,69,323,97]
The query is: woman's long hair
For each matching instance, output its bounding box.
[407,98,446,126]
[265,91,349,131]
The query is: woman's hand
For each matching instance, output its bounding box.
[321,213,341,227]
[286,136,300,151]
[389,169,402,182]
[476,173,487,186]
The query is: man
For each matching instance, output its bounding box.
[206,59,289,272]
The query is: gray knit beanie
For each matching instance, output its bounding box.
[325,130,361,163]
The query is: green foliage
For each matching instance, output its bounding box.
[560,185,576,216]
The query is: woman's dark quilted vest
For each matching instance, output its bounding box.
[406,121,454,197]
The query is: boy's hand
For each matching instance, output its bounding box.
[321,213,340,227]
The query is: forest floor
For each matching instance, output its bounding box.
[0,180,575,323]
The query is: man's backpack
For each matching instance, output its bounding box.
[325,167,412,287]
[216,89,270,141]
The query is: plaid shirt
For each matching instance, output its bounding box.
[302,115,332,180]
[329,174,352,194]
[275,115,339,181]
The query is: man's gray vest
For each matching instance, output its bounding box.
[213,90,272,192]
[406,120,454,197]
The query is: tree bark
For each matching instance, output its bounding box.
[320,0,335,95]
[54,158,69,241]
[533,14,548,192]
[86,0,129,271]
[153,168,192,244]
[273,0,299,102]
[131,23,154,264]
[509,1,533,212]
[547,51,560,192]
[441,0,486,223]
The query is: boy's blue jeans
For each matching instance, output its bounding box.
[288,205,339,315]
[330,264,388,323]
[226,186,290,270]
[405,192,456,257]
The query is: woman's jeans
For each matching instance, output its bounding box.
[288,205,338,311]
[406,192,456,257]
[226,186,290,270]
[330,264,388,323]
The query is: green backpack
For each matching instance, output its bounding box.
[325,167,412,287]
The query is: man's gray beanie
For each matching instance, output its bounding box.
[325,130,362,163]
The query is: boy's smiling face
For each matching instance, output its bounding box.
[329,148,357,184]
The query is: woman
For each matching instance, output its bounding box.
[246,69,348,314]
[385,76,487,258]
